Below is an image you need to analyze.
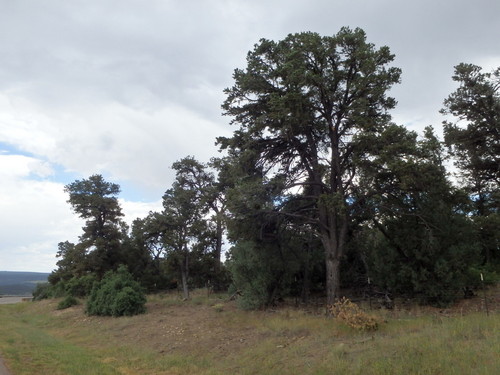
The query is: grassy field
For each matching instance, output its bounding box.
[0,289,499,375]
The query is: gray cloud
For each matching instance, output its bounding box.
[0,0,499,271]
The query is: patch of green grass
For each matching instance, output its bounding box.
[0,303,119,375]
[217,308,499,375]
[147,289,226,307]
[1,297,499,375]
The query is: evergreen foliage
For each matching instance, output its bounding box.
[219,27,402,305]
[46,30,498,310]
[57,295,79,310]
[65,274,97,298]
[360,128,480,305]
[64,175,128,277]
[86,266,146,317]
[442,63,500,265]
[32,282,55,301]
[228,240,298,310]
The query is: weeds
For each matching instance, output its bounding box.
[212,303,224,312]
[330,297,379,331]
[0,292,498,375]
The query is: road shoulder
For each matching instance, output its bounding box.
[0,355,11,375]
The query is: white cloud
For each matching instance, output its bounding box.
[0,154,53,179]
[0,0,499,272]
[0,153,163,272]
[0,155,83,272]
[119,198,163,228]
[1,91,230,199]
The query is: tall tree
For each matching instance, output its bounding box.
[64,174,127,277]
[206,157,229,275]
[131,212,169,276]
[360,127,479,305]
[442,64,500,263]
[161,157,211,299]
[172,156,227,275]
[129,212,171,290]
[219,28,401,304]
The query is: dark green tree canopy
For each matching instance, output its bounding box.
[63,174,126,276]
[442,63,500,264]
[160,157,216,298]
[359,127,480,305]
[65,174,124,238]
[219,27,402,304]
[442,63,500,194]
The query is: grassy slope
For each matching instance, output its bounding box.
[0,291,499,375]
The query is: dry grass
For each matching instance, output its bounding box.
[0,287,499,374]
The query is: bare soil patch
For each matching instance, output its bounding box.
[44,285,499,361]
[49,295,281,359]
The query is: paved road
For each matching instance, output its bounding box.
[0,357,11,375]
[0,297,31,305]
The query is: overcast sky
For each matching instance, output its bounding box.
[1,0,499,272]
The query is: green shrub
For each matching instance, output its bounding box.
[366,211,480,307]
[65,274,97,297]
[86,266,146,317]
[227,240,298,310]
[32,281,67,300]
[57,295,79,310]
[32,282,53,301]
[467,266,499,288]
[111,286,146,316]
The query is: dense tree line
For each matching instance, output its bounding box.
[47,27,499,309]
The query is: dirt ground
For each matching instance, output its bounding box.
[45,285,499,361]
[51,296,276,358]
[1,286,497,375]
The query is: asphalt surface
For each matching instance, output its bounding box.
[0,357,10,375]
[0,297,28,305]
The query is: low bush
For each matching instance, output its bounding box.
[57,295,79,310]
[466,266,499,288]
[86,266,146,317]
[32,281,67,301]
[111,286,146,316]
[212,303,224,312]
[32,282,53,301]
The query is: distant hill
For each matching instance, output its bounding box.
[0,271,50,296]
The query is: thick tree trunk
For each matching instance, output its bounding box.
[325,255,341,306]
[320,209,348,307]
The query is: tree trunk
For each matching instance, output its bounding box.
[181,270,189,300]
[320,209,348,307]
[180,251,189,300]
[214,215,223,272]
[301,246,311,304]
[325,255,341,306]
